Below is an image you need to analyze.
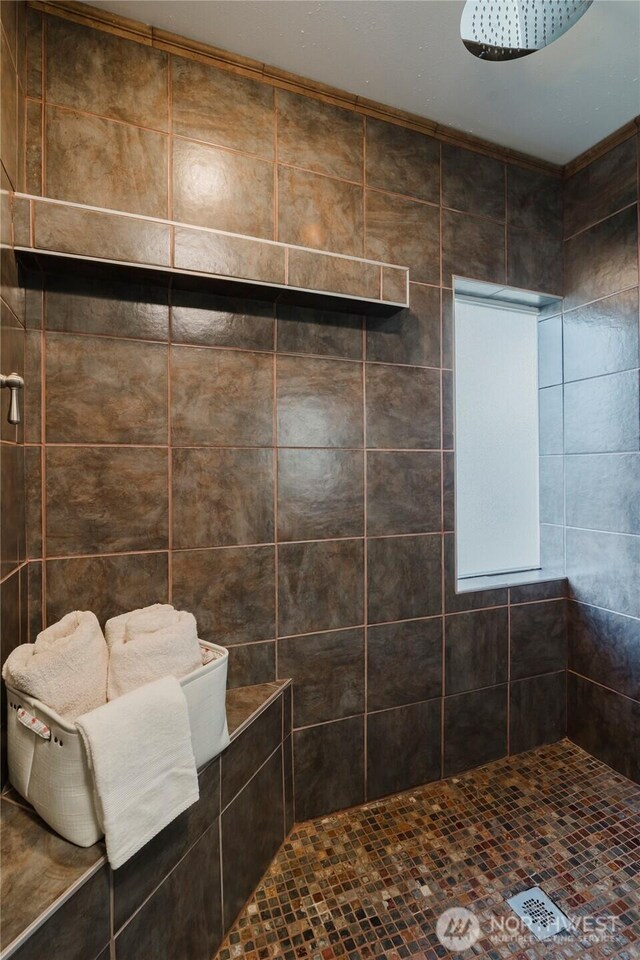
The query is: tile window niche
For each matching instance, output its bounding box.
[452,277,564,593]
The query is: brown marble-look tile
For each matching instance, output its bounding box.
[45,334,167,444]
[444,684,508,776]
[46,17,168,129]
[23,329,41,443]
[365,189,440,285]
[114,759,220,929]
[26,6,42,98]
[277,90,363,181]
[115,825,222,960]
[0,24,18,190]
[172,56,274,158]
[366,451,441,536]
[568,602,639,700]
[25,445,42,559]
[444,608,508,695]
[510,600,567,680]
[221,696,282,806]
[367,534,441,624]
[567,672,639,782]
[45,552,168,626]
[278,539,364,636]
[563,136,638,237]
[33,201,171,266]
[46,446,168,556]
[221,748,284,931]
[277,354,363,448]
[507,165,562,236]
[278,448,364,541]
[27,560,43,642]
[171,289,274,351]
[367,617,442,711]
[0,443,24,578]
[365,363,440,449]
[441,288,453,369]
[172,447,274,549]
[225,681,284,736]
[171,346,273,446]
[443,451,454,531]
[366,282,440,368]
[7,860,110,960]
[44,272,169,341]
[507,227,563,295]
[24,95,42,195]
[172,546,275,646]
[442,144,505,221]
[173,227,285,284]
[278,166,363,256]
[442,209,506,286]
[510,671,566,755]
[286,249,379,299]
[172,138,274,238]
[278,628,364,727]
[293,715,364,820]
[382,266,408,303]
[276,303,363,360]
[45,106,168,217]
[563,205,639,310]
[365,118,439,203]
[367,699,441,801]
[226,641,276,688]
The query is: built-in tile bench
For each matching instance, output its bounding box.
[0,679,292,960]
[12,195,409,316]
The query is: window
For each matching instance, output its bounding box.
[453,279,562,588]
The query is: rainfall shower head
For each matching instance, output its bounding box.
[461,0,593,61]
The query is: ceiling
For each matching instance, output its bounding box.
[90,0,640,164]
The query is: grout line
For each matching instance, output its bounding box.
[563,200,639,243]
[567,669,640,706]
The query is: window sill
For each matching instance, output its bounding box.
[456,566,566,594]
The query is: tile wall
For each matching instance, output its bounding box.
[0,0,27,788]
[562,134,640,782]
[15,7,571,816]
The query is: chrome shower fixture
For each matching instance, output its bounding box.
[461,0,593,61]
[0,372,24,425]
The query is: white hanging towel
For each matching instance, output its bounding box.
[75,675,199,869]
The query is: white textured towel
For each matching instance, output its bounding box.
[75,675,199,869]
[2,611,107,719]
[105,604,202,700]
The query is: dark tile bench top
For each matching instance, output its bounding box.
[0,679,290,960]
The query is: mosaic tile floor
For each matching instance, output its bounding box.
[215,741,640,960]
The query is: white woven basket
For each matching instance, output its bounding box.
[5,641,230,847]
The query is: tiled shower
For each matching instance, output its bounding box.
[0,3,638,959]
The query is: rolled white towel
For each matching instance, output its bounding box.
[106,604,203,700]
[2,611,108,719]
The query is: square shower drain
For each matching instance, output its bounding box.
[506,887,570,941]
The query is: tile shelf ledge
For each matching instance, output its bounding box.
[11,193,410,316]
